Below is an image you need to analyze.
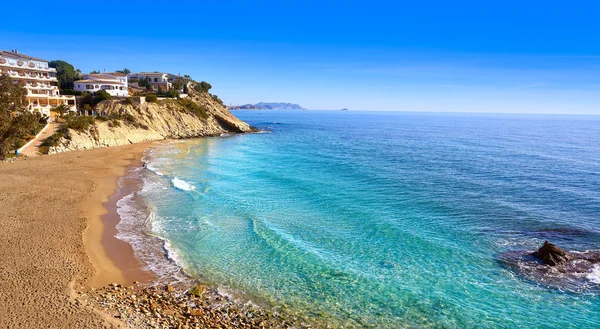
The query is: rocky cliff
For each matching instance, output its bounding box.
[48,86,252,154]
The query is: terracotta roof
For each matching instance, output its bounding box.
[0,50,48,62]
[85,74,110,79]
[104,72,127,77]
[83,73,126,81]
[133,72,168,76]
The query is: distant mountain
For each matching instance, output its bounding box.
[229,102,306,110]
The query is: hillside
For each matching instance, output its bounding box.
[45,85,253,154]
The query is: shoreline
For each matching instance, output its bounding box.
[81,139,316,329]
[0,139,313,328]
[95,156,156,286]
[83,144,155,288]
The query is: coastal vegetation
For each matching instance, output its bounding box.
[175,98,209,119]
[39,113,96,154]
[165,89,180,99]
[137,77,154,90]
[48,60,78,92]
[116,68,131,74]
[0,75,47,159]
[79,90,113,108]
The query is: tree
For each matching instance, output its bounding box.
[137,77,153,91]
[49,60,78,90]
[172,77,190,91]
[90,70,100,74]
[0,75,44,159]
[94,90,112,102]
[116,68,131,74]
[196,81,212,92]
[52,104,70,117]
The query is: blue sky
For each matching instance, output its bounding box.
[1,1,599,113]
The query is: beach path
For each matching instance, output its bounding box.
[19,121,63,157]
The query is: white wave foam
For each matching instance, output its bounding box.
[172,177,195,191]
[160,237,186,269]
[588,265,600,284]
[115,188,192,284]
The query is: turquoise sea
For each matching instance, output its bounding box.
[117,111,600,328]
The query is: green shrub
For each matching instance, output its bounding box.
[210,94,224,106]
[60,89,82,96]
[177,98,208,119]
[40,130,66,154]
[124,97,135,105]
[63,114,95,132]
[165,89,179,99]
[195,81,212,93]
[13,139,25,150]
[94,90,112,102]
[146,95,158,103]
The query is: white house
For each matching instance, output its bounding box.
[128,72,179,91]
[74,72,129,97]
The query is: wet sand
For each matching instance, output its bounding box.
[96,159,155,287]
[0,143,152,328]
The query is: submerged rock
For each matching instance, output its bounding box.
[532,241,569,266]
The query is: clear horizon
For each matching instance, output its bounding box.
[1,1,599,114]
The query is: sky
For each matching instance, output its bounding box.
[1,1,599,113]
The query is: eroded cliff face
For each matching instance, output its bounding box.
[49,88,252,153]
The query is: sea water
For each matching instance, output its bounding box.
[119,111,600,328]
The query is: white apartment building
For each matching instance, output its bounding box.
[74,72,129,97]
[0,50,76,116]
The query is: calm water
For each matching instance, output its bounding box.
[121,111,600,328]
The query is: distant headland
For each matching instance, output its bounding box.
[229,102,306,110]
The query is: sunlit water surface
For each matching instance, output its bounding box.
[119,111,600,328]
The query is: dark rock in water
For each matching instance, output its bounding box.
[499,242,600,292]
[532,241,569,266]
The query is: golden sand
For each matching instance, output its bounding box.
[0,143,152,328]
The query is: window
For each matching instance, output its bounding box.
[86,85,93,89]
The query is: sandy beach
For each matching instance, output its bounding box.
[0,143,152,328]
[0,141,310,329]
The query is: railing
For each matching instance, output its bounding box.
[0,61,53,71]
[7,71,55,81]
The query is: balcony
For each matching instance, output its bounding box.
[7,70,56,82]
[0,60,54,72]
